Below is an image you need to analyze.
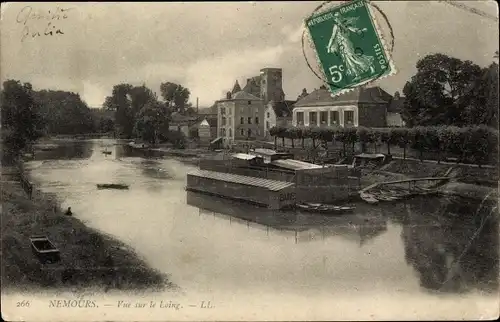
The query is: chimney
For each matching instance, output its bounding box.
[226,91,232,99]
[196,97,199,113]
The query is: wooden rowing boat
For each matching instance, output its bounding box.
[30,235,60,264]
[96,183,129,190]
[297,203,355,214]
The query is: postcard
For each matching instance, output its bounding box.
[1,1,499,321]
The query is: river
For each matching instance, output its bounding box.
[21,139,499,320]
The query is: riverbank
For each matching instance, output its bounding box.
[1,169,174,293]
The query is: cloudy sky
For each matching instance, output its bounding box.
[1,1,498,108]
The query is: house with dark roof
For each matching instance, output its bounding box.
[215,90,265,147]
[292,86,393,128]
[264,100,297,138]
[387,92,406,127]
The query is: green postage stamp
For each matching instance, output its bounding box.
[305,0,396,97]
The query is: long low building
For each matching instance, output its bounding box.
[186,169,296,210]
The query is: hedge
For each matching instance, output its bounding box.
[269,125,499,166]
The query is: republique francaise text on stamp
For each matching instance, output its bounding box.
[305,0,396,97]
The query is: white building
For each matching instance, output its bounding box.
[292,86,393,128]
[263,100,296,138]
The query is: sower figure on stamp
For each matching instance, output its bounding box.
[326,12,375,81]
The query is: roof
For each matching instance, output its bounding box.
[232,153,257,160]
[198,104,218,115]
[252,148,277,156]
[268,100,297,117]
[188,169,295,191]
[230,90,261,101]
[271,159,323,171]
[171,112,198,123]
[231,80,242,94]
[242,76,262,97]
[388,97,405,113]
[294,86,392,107]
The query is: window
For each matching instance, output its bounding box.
[222,128,226,136]
[296,112,304,125]
[220,128,224,136]
[320,111,328,125]
[267,112,270,118]
[309,112,317,126]
[247,129,252,137]
[247,117,252,124]
[221,107,226,115]
[255,117,259,124]
[262,79,266,84]
[345,110,354,124]
[229,117,232,126]
[240,117,244,125]
[228,128,232,137]
[248,101,252,105]
[266,121,270,129]
[222,117,226,126]
[240,128,245,136]
[228,107,232,115]
[330,111,339,125]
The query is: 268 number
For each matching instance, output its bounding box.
[16,300,30,307]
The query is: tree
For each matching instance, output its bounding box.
[1,80,45,162]
[133,98,171,145]
[35,90,96,135]
[104,84,134,138]
[461,62,499,128]
[160,82,191,114]
[402,54,483,127]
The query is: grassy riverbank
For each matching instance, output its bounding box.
[1,174,173,293]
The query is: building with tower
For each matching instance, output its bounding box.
[215,67,287,146]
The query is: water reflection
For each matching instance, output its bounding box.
[402,196,498,293]
[187,191,498,294]
[186,192,388,245]
[33,140,93,160]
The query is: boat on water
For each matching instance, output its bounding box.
[297,202,355,214]
[101,150,112,155]
[30,235,61,264]
[96,183,129,190]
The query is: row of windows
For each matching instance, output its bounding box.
[219,128,260,137]
[296,110,354,125]
[240,117,259,125]
[221,105,260,115]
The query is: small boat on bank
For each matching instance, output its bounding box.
[102,150,112,155]
[297,203,355,214]
[360,192,379,204]
[96,183,129,190]
[30,235,61,264]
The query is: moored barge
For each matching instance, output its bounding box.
[186,169,296,210]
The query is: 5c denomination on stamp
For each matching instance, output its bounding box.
[305,0,396,97]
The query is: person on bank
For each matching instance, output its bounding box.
[65,207,73,216]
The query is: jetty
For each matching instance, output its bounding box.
[359,176,452,204]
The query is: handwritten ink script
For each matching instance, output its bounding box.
[44,299,216,310]
[16,5,75,42]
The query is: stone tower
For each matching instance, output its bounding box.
[260,68,284,105]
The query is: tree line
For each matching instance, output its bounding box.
[269,125,498,166]
[0,79,195,163]
[401,53,498,128]
[102,82,193,147]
